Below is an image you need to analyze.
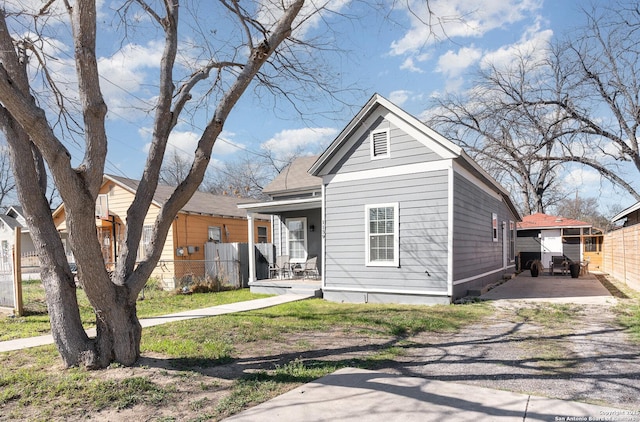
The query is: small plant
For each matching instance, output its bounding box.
[528,259,544,277]
[145,277,164,291]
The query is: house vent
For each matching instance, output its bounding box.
[371,130,389,158]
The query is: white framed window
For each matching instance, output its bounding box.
[95,194,109,219]
[286,217,307,263]
[370,129,390,159]
[257,226,268,243]
[492,213,498,242]
[1,240,8,270]
[208,226,222,243]
[366,203,399,267]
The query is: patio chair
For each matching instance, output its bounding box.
[270,255,290,279]
[549,255,569,276]
[293,256,319,279]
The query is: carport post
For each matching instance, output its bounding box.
[247,212,255,284]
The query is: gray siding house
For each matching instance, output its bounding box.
[242,94,520,304]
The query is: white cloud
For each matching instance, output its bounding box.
[436,46,482,78]
[564,168,602,187]
[98,41,164,114]
[142,129,246,160]
[260,127,338,161]
[4,0,108,23]
[388,90,424,107]
[400,57,424,73]
[257,0,352,39]
[4,0,68,17]
[443,77,466,93]
[480,26,553,71]
[390,0,543,56]
[389,90,412,106]
[214,133,247,156]
[390,0,543,73]
[141,130,199,161]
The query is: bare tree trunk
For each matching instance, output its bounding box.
[0,0,309,369]
[94,286,142,367]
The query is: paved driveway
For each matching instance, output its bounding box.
[480,271,617,305]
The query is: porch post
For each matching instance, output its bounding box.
[247,211,256,284]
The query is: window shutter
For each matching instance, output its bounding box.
[371,130,389,157]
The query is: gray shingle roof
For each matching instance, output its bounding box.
[263,155,322,195]
[106,175,265,220]
[0,214,21,229]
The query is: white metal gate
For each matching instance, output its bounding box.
[0,258,13,308]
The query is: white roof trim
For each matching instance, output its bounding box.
[612,201,640,222]
[238,197,321,214]
[309,94,462,176]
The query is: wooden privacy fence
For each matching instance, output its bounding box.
[203,242,273,287]
[604,225,640,291]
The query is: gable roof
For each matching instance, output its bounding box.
[309,94,462,177]
[263,155,322,196]
[0,214,21,230]
[6,205,24,219]
[104,174,262,219]
[308,93,520,220]
[517,213,591,230]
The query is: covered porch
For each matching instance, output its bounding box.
[240,196,323,297]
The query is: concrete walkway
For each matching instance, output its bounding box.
[0,293,313,353]
[225,367,626,421]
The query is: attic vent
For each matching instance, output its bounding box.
[371,129,390,159]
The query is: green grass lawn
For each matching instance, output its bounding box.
[2,274,639,420]
[0,279,268,341]
[0,286,494,421]
[140,298,491,362]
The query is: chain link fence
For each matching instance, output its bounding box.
[153,259,239,292]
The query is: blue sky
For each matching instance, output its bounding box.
[9,0,637,215]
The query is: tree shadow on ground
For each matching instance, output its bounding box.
[136,314,640,408]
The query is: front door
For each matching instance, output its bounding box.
[286,217,307,264]
[583,235,603,271]
[541,229,563,270]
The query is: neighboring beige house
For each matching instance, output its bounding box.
[53,175,271,289]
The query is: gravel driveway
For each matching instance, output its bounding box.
[380,279,640,410]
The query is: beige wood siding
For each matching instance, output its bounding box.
[54,180,270,289]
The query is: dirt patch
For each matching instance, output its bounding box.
[5,291,640,421]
